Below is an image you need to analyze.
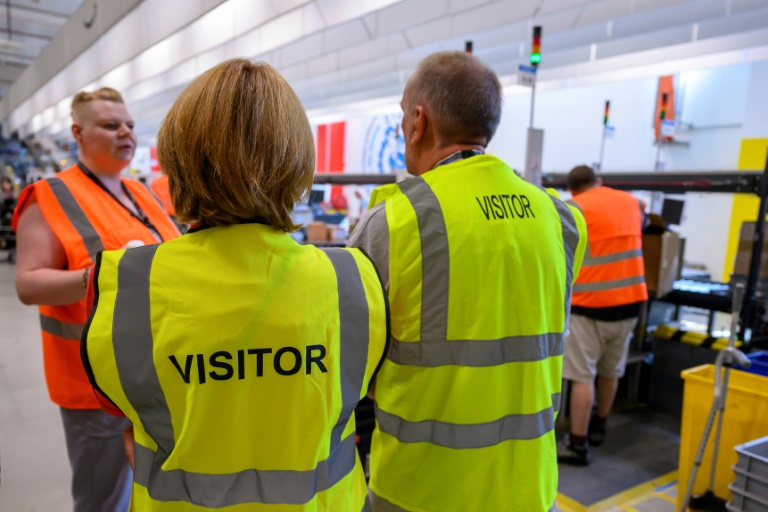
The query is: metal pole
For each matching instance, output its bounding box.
[655,93,668,171]
[740,153,768,342]
[598,126,607,171]
[529,79,536,129]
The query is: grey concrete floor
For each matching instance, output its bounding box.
[557,406,681,506]
[0,260,72,511]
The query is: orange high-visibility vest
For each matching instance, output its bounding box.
[150,174,175,216]
[12,164,180,409]
[568,186,648,308]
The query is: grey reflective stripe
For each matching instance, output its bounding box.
[565,199,581,211]
[387,333,563,367]
[112,245,365,506]
[133,433,359,507]
[113,245,176,455]
[148,189,166,211]
[573,274,646,293]
[583,248,643,267]
[39,314,84,340]
[398,177,449,342]
[323,248,370,455]
[376,393,561,449]
[48,177,104,259]
[370,492,408,511]
[549,196,580,330]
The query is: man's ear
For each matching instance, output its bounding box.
[71,124,83,145]
[410,105,426,145]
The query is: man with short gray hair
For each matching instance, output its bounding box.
[349,51,586,511]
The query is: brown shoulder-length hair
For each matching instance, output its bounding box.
[157,58,315,231]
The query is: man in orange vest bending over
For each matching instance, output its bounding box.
[558,165,648,466]
[13,88,180,511]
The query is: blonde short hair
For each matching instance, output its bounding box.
[71,87,124,122]
[157,58,315,231]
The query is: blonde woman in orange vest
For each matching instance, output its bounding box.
[12,88,180,511]
[558,165,648,466]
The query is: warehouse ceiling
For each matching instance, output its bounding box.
[3,0,768,141]
[0,0,83,100]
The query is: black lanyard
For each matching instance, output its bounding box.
[77,162,162,241]
[433,149,484,169]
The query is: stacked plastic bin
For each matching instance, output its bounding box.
[728,436,768,511]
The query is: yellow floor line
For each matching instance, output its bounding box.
[619,506,640,512]
[654,492,677,504]
[556,492,587,512]
[584,471,678,511]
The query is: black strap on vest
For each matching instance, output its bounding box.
[433,149,484,169]
[77,162,162,242]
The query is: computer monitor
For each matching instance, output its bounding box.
[308,189,325,205]
[307,185,329,205]
[661,198,684,226]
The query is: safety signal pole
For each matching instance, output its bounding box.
[465,40,473,54]
[598,100,610,171]
[529,26,542,128]
[524,26,544,186]
[655,93,668,171]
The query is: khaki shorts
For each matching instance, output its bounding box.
[563,315,638,383]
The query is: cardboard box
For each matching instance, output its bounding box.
[732,222,768,278]
[307,222,328,242]
[642,214,682,298]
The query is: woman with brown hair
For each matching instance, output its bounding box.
[81,58,389,511]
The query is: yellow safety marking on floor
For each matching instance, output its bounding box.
[654,491,677,504]
[583,471,678,512]
[722,137,768,282]
[556,492,587,512]
[619,506,639,512]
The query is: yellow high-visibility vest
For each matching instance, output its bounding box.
[367,155,586,512]
[82,223,389,511]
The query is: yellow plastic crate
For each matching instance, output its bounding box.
[678,364,768,511]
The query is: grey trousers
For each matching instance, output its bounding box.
[60,408,132,512]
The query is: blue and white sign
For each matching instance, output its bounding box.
[517,64,537,87]
[363,113,406,174]
[605,125,616,139]
[661,120,675,137]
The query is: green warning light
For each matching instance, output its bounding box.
[530,53,541,65]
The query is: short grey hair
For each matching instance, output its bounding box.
[408,51,503,145]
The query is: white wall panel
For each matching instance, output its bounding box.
[742,60,768,138]
[678,64,749,127]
